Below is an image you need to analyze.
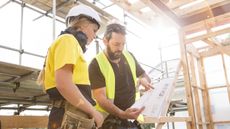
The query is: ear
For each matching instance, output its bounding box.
[103,37,108,46]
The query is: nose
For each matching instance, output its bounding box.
[117,45,124,52]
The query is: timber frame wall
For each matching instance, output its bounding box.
[180,13,230,129]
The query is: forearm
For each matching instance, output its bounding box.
[57,82,96,117]
[93,89,123,117]
[55,65,96,117]
[99,98,123,117]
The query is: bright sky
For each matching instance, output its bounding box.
[0,0,180,71]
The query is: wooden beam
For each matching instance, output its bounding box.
[185,27,230,44]
[175,0,229,17]
[183,12,230,35]
[202,39,230,56]
[208,85,227,90]
[145,0,181,28]
[200,45,230,57]
[179,30,197,129]
[110,0,154,26]
[214,120,230,124]
[0,116,48,128]
[221,54,230,103]
[189,54,203,129]
[164,0,194,9]
[192,85,205,91]
[186,44,200,58]
[197,58,214,129]
[155,62,182,129]
[143,116,192,124]
[181,2,230,26]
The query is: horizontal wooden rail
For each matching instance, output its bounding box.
[142,116,192,124]
[0,115,48,128]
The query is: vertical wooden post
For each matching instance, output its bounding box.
[197,57,214,129]
[189,54,204,129]
[179,29,197,129]
[221,54,230,104]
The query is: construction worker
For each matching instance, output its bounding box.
[38,4,103,129]
[88,23,153,129]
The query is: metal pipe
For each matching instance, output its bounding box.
[52,0,56,40]
[0,0,11,9]
[19,2,25,65]
[0,44,45,58]
[0,107,50,111]
[12,0,64,24]
[0,44,20,52]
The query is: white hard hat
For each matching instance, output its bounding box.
[66,4,101,26]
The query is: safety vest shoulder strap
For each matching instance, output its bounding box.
[95,52,115,99]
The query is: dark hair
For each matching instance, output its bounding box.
[104,23,126,40]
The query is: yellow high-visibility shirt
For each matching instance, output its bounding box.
[44,34,90,90]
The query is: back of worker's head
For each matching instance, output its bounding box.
[65,4,101,30]
[104,23,126,41]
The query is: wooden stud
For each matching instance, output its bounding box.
[189,54,203,129]
[179,29,197,129]
[197,57,214,129]
[221,54,230,104]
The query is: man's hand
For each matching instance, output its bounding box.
[119,106,145,119]
[139,78,154,91]
[92,110,104,128]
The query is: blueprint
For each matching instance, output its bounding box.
[132,78,174,117]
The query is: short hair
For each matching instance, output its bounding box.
[104,23,126,40]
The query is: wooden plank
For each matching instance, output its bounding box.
[110,0,154,26]
[192,85,205,91]
[174,0,229,17]
[189,54,204,129]
[214,120,230,124]
[164,0,194,10]
[181,2,230,26]
[179,30,196,129]
[156,61,182,129]
[183,13,230,35]
[202,39,230,56]
[143,116,192,124]
[142,0,180,28]
[185,27,230,44]
[0,116,48,128]
[221,54,230,104]
[197,57,214,129]
[200,45,230,57]
[186,44,200,58]
[208,85,227,90]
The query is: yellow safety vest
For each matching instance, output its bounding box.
[95,51,140,113]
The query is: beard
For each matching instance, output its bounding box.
[107,46,122,60]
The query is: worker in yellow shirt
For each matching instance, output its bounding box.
[37,4,103,129]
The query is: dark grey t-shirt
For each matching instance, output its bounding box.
[88,53,145,110]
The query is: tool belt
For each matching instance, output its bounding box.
[52,99,66,108]
[61,102,95,129]
[100,115,142,129]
